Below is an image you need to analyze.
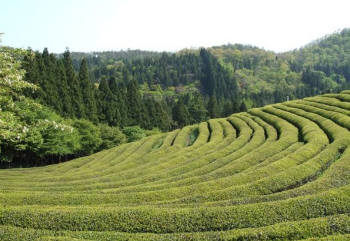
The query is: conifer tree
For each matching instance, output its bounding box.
[108,76,128,126]
[223,100,234,117]
[79,58,98,122]
[63,49,85,118]
[98,77,118,125]
[188,93,208,123]
[207,95,219,118]
[239,101,248,112]
[172,99,190,128]
[140,102,151,129]
[40,50,62,113]
[154,99,171,131]
[200,48,216,96]
[57,60,73,116]
[126,79,142,125]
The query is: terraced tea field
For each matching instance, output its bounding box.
[3,91,350,240]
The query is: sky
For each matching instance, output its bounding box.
[1,0,350,53]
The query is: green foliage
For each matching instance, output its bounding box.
[239,101,248,112]
[0,47,80,164]
[2,91,350,239]
[22,29,350,133]
[122,125,146,142]
[5,29,350,240]
[79,58,98,122]
[63,49,85,119]
[207,95,219,118]
[172,98,190,128]
[0,47,144,166]
[98,124,126,150]
[71,119,102,155]
[145,127,162,136]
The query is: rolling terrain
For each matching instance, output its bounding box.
[2,91,350,240]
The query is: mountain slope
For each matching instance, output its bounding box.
[2,90,350,240]
[22,29,350,133]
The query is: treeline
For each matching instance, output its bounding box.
[75,49,240,101]
[210,29,350,106]
[0,47,166,168]
[68,29,350,110]
[23,48,244,130]
[22,29,350,139]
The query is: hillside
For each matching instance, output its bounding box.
[2,90,350,240]
[20,29,350,135]
[21,29,350,135]
[68,29,350,107]
[0,47,157,167]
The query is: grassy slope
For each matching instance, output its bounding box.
[2,91,350,240]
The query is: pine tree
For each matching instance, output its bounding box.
[239,101,248,112]
[223,100,234,117]
[79,58,98,122]
[57,60,73,116]
[200,48,216,96]
[155,99,171,131]
[126,80,142,125]
[172,99,190,128]
[116,82,128,126]
[108,76,128,126]
[140,102,151,129]
[63,49,85,118]
[98,77,119,126]
[188,93,208,123]
[207,95,219,118]
[232,100,240,113]
[41,50,62,113]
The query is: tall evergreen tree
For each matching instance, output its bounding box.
[200,48,216,96]
[98,77,119,126]
[63,49,85,118]
[207,95,219,118]
[188,93,208,123]
[79,58,98,122]
[223,100,234,117]
[126,80,142,125]
[108,76,128,126]
[56,60,73,116]
[172,99,190,128]
[239,101,248,112]
[154,99,171,131]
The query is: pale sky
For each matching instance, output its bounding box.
[1,0,350,53]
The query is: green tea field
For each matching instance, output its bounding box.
[2,91,350,241]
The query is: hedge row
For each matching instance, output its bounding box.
[1,214,350,240]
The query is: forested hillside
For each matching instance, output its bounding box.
[24,29,350,131]
[0,47,157,167]
[3,29,350,167]
[23,48,241,130]
[4,20,350,240]
[70,28,350,107]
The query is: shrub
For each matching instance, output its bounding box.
[98,124,126,151]
[71,119,102,155]
[122,126,147,142]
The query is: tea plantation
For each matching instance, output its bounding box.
[2,91,350,240]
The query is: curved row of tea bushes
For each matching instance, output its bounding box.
[0,118,250,193]
[2,185,350,233]
[1,214,350,241]
[3,92,350,240]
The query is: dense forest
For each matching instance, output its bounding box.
[0,47,159,167]
[22,47,242,131]
[2,29,350,167]
[63,29,350,116]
